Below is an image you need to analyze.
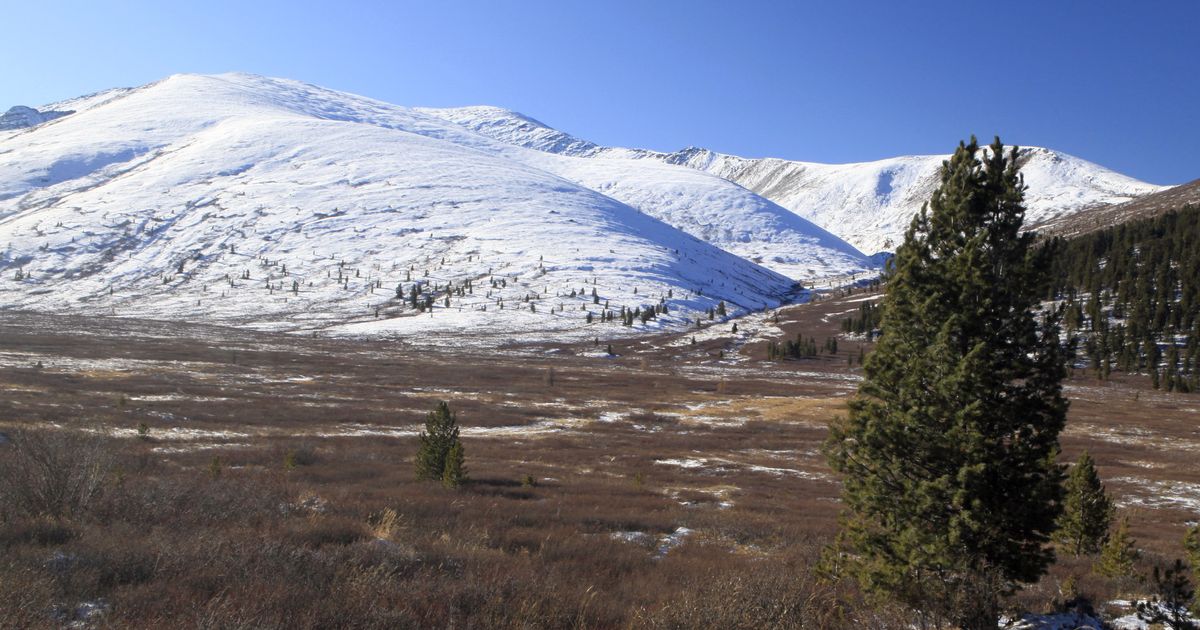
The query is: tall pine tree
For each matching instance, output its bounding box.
[825,137,1068,629]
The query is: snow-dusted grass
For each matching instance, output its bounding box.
[654,455,832,482]
[1111,476,1200,512]
[0,284,1196,628]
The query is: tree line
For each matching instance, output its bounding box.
[1044,203,1199,392]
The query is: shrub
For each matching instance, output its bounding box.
[0,428,115,520]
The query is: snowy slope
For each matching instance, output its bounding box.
[410,107,872,279]
[0,73,804,342]
[413,107,871,278]
[406,132,870,279]
[424,107,1168,253]
[518,152,868,279]
[673,147,1168,253]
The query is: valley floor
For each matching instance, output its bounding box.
[0,291,1197,627]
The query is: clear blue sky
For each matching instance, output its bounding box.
[4,0,1196,185]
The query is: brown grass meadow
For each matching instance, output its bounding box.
[0,290,1197,628]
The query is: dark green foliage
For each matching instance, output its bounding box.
[209,455,222,480]
[441,440,467,488]
[1095,515,1139,579]
[1055,451,1114,556]
[415,401,464,484]
[1137,559,1196,630]
[825,138,1068,628]
[1044,203,1200,391]
[766,334,818,360]
[1185,525,1200,614]
[841,301,882,337]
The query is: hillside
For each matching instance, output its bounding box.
[425,107,1169,253]
[1033,177,1200,238]
[0,73,828,343]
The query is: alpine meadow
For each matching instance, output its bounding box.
[2,3,1199,628]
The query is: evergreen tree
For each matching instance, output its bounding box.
[1185,524,1200,614]
[1055,451,1114,556]
[825,138,1068,629]
[415,401,464,482]
[1136,559,1196,630]
[1095,516,1140,579]
[441,440,467,488]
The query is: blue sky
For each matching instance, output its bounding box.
[4,0,1196,184]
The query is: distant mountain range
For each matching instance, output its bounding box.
[0,73,1177,340]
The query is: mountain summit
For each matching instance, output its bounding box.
[1,73,860,342]
[421,106,1168,253]
[0,74,1166,340]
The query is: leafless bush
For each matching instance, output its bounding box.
[0,428,115,521]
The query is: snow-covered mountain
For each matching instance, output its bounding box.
[4,72,1158,341]
[424,107,1169,254]
[1,73,861,342]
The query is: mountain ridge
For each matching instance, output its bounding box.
[421,106,1169,253]
[1,72,1172,342]
[0,73,830,344]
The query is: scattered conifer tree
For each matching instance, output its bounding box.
[825,138,1068,629]
[415,401,464,483]
[1095,516,1140,579]
[209,456,222,480]
[1056,451,1114,556]
[1136,559,1196,630]
[441,440,467,488]
[1184,524,1200,615]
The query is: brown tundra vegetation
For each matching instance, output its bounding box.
[0,289,1197,628]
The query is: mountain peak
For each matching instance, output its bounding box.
[418,105,1169,252]
[0,73,1171,340]
[419,105,600,157]
[0,73,867,343]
